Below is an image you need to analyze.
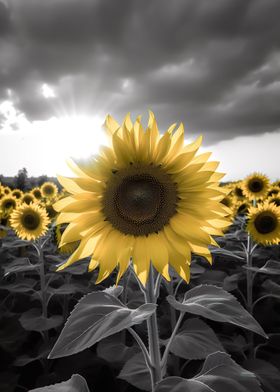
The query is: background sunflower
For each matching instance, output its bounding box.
[247,202,280,245]
[10,203,50,241]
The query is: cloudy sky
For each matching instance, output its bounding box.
[1,0,280,180]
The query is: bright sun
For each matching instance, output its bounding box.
[0,112,107,176]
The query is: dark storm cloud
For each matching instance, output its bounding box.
[1,0,280,142]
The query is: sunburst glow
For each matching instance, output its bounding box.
[1,114,106,176]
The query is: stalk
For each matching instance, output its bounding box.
[144,266,162,390]
[246,233,254,358]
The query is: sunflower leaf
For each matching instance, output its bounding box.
[243,260,280,275]
[2,239,30,248]
[167,285,267,338]
[20,309,64,332]
[3,258,39,276]
[155,352,263,392]
[48,291,156,359]
[29,374,89,392]
[243,359,280,392]
[118,352,151,391]
[169,318,225,360]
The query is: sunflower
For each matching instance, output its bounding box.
[55,224,79,254]
[272,180,280,188]
[221,195,233,208]
[0,195,17,213]
[247,202,280,245]
[268,195,280,207]
[54,112,230,285]
[32,187,42,200]
[45,202,58,220]
[242,173,270,201]
[232,182,245,200]
[12,189,23,200]
[10,203,50,241]
[3,186,11,195]
[234,200,250,216]
[267,186,280,198]
[22,193,35,205]
[41,182,58,199]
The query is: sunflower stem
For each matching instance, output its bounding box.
[144,266,162,391]
[161,311,184,370]
[33,240,49,345]
[127,327,153,369]
[246,233,254,359]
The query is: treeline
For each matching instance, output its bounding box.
[0,168,61,191]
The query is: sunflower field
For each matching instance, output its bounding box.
[1,113,280,392]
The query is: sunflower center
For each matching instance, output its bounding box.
[13,192,21,199]
[249,179,263,193]
[271,198,280,207]
[116,175,162,223]
[4,200,16,209]
[237,203,248,214]
[221,197,231,207]
[44,186,54,195]
[236,188,244,197]
[254,213,277,234]
[103,165,178,236]
[21,213,40,230]
[33,190,41,199]
[23,196,33,204]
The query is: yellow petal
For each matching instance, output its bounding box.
[104,114,120,135]
[133,236,150,286]
[147,232,170,281]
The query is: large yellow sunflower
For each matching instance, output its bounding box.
[10,203,50,241]
[242,173,270,201]
[54,112,230,285]
[41,182,58,199]
[247,202,280,245]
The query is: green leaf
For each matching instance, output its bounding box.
[244,260,280,275]
[97,335,138,367]
[155,377,212,392]
[48,283,89,295]
[210,247,245,260]
[49,291,156,359]
[243,359,280,392]
[3,258,38,276]
[2,278,37,293]
[29,374,89,392]
[167,285,267,338]
[196,352,263,392]
[223,273,244,292]
[20,309,63,331]
[262,279,280,297]
[47,256,89,275]
[103,285,123,297]
[155,352,263,392]
[118,352,151,391]
[169,318,225,360]
[2,239,29,248]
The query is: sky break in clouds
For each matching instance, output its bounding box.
[0,0,280,179]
